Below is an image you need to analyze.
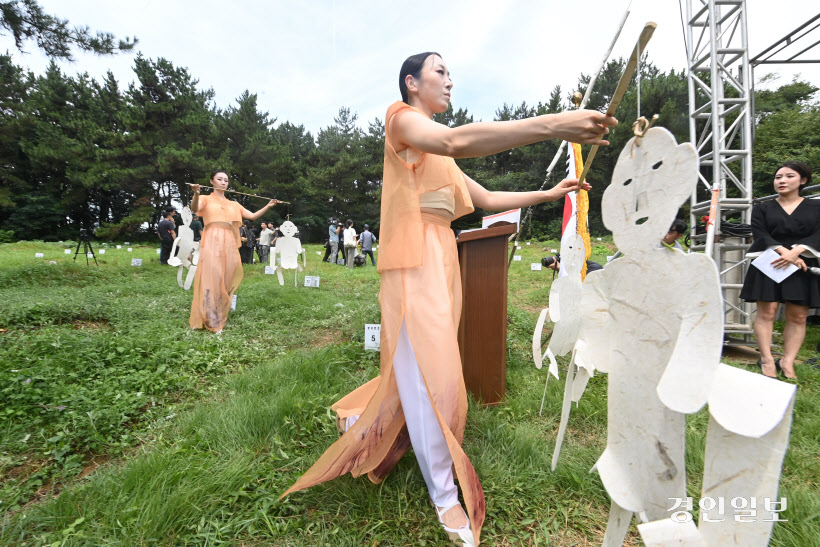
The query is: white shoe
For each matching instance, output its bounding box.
[434,502,475,546]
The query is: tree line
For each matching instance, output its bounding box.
[0,51,817,243]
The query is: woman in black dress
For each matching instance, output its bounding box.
[741,161,820,379]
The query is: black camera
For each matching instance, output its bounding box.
[541,253,560,268]
[79,229,90,241]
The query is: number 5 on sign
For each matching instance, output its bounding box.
[365,324,381,351]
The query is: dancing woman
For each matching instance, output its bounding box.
[741,160,820,379]
[282,52,617,545]
[189,169,280,333]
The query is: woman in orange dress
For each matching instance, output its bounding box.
[282,52,617,545]
[189,170,280,333]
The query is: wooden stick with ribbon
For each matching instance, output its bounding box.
[185,182,290,204]
[507,6,631,267]
[576,21,656,186]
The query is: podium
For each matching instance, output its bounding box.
[456,221,517,405]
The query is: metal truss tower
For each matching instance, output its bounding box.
[686,0,755,342]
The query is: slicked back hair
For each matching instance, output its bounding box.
[399,52,441,103]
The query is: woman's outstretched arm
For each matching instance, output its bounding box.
[392,109,617,159]
[463,173,590,211]
[242,199,280,221]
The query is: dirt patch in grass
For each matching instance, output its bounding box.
[3,455,48,482]
[76,454,112,480]
[309,328,338,348]
[71,319,112,330]
[520,304,545,315]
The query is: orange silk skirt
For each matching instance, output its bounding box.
[189,222,244,332]
[282,214,485,543]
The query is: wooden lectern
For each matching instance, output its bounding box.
[456,221,517,406]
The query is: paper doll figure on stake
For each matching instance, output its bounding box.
[567,126,796,546]
[167,206,200,290]
[531,145,598,447]
[532,231,597,438]
[531,230,599,469]
[271,220,305,286]
[533,232,587,374]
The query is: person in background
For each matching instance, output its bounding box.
[545,255,603,274]
[157,206,177,265]
[343,219,357,269]
[239,219,255,264]
[259,222,274,264]
[190,213,203,243]
[660,219,687,251]
[359,224,378,266]
[334,221,345,264]
[740,160,819,380]
[322,222,333,262]
[327,219,341,264]
[254,223,263,262]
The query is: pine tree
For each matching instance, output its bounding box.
[122,55,214,233]
[0,0,137,60]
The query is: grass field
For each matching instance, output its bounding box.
[0,238,818,546]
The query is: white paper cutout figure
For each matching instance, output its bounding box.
[167,206,200,290]
[552,127,795,546]
[271,220,305,286]
[534,233,588,375]
[531,233,599,469]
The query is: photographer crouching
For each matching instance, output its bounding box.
[542,253,603,277]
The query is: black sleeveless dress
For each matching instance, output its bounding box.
[740,198,820,307]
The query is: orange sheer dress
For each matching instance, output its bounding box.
[189,195,246,332]
[282,102,486,543]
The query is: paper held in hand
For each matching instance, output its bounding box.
[750,248,798,283]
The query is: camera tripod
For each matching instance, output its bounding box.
[74,233,98,266]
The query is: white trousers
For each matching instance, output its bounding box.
[392,320,459,508]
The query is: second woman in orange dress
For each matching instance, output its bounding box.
[189,170,280,333]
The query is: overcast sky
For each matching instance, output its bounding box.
[2,0,818,136]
